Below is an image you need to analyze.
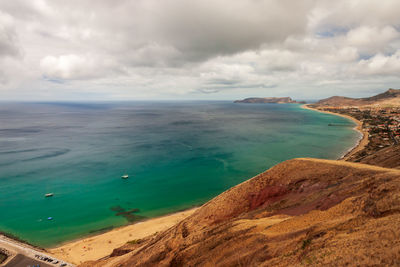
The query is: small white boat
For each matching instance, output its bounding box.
[45,193,54,197]
[121,174,129,179]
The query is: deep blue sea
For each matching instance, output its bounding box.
[0,101,359,247]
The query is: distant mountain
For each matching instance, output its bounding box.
[316,88,400,106]
[365,88,400,102]
[234,97,305,104]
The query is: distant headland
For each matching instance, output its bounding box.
[234,97,306,104]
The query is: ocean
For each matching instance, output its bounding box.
[0,101,359,247]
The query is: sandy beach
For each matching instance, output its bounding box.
[301,104,369,160]
[49,208,198,265]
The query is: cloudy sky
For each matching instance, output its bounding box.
[1,0,400,101]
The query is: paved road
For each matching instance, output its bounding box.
[0,235,74,267]
[5,254,53,267]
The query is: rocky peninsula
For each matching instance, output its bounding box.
[234,97,305,104]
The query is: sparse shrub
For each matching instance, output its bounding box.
[301,239,311,249]
[127,239,142,245]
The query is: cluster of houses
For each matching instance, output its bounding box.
[364,107,400,145]
[320,106,400,149]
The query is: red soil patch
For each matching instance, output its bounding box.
[247,185,288,210]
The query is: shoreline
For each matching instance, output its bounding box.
[48,207,199,265]
[48,205,201,248]
[301,104,369,160]
[1,104,370,265]
[50,105,368,265]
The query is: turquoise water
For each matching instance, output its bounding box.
[0,102,359,247]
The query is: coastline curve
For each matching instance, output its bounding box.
[301,104,369,160]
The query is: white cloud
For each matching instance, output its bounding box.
[325,47,359,63]
[309,0,400,31]
[0,0,400,100]
[40,54,119,80]
[346,26,400,54]
[357,51,400,76]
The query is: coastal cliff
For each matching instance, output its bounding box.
[234,97,304,104]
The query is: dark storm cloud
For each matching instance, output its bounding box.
[30,0,315,66]
[149,0,314,62]
[0,12,20,58]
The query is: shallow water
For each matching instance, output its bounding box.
[0,101,359,247]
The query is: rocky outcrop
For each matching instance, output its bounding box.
[81,158,400,267]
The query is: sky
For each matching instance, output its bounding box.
[0,0,400,101]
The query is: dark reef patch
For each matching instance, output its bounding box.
[110,206,146,222]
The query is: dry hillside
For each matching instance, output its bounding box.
[352,144,400,169]
[317,88,400,107]
[82,158,400,267]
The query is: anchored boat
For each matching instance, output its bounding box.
[121,174,129,179]
[45,193,54,197]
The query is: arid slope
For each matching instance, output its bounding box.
[82,158,400,266]
[353,144,400,169]
[317,88,400,106]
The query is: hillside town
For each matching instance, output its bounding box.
[310,105,400,160]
